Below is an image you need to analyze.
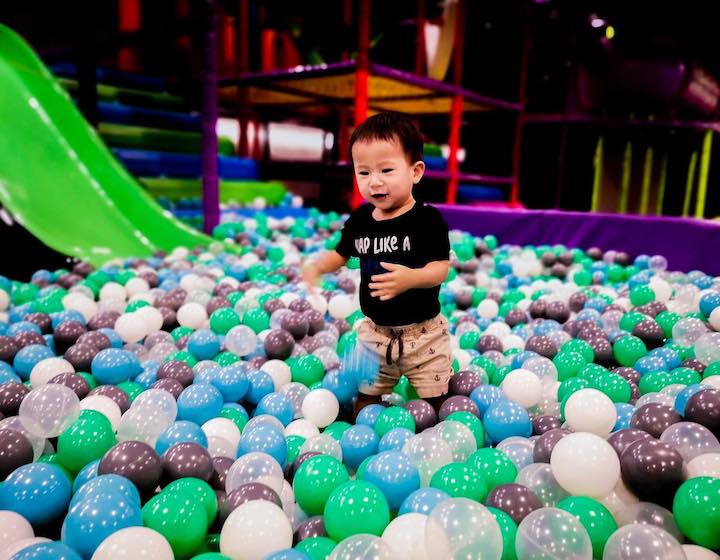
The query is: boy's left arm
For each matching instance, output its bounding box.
[369,260,450,301]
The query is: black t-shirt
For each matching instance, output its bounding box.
[335,202,450,326]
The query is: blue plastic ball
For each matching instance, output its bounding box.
[255,393,295,426]
[177,383,224,425]
[0,463,71,524]
[245,370,274,405]
[156,420,209,455]
[355,404,385,428]
[699,291,720,318]
[483,399,532,443]
[339,424,379,470]
[13,344,55,380]
[264,550,310,560]
[62,490,142,558]
[211,364,249,402]
[9,542,81,560]
[69,474,141,510]
[399,487,451,516]
[187,329,221,361]
[91,349,142,385]
[237,424,287,465]
[675,383,710,416]
[0,361,20,384]
[470,385,503,417]
[378,428,415,453]
[363,450,420,510]
[613,403,635,431]
[321,368,356,404]
[72,460,100,493]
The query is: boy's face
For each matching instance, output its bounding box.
[351,137,425,214]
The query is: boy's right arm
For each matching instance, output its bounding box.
[302,250,348,289]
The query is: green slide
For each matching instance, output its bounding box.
[0,24,211,266]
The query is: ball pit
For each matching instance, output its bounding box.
[0,208,719,559]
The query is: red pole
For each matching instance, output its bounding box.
[447,96,463,204]
[118,0,141,71]
[352,0,370,209]
[446,0,466,204]
[222,13,235,72]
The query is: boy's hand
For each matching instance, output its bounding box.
[369,262,417,301]
[301,261,320,292]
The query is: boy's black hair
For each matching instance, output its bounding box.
[349,112,424,164]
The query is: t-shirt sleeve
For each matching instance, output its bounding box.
[334,213,357,258]
[421,206,450,262]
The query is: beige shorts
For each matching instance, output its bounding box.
[357,313,453,398]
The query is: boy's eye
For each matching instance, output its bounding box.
[358,171,370,176]
[382,168,394,173]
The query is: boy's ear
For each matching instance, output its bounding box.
[412,160,426,184]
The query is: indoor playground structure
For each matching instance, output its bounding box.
[1,1,720,560]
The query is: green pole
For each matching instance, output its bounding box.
[639,146,654,214]
[619,140,633,214]
[591,136,604,212]
[655,153,668,215]
[695,129,713,219]
[682,151,698,218]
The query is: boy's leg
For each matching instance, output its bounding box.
[353,392,383,421]
[403,314,453,417]
[424,394,448,416]
[353,319,399,421]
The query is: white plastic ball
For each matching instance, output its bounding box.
[501,369,542,408]
[301,389,339,428]
[220,501,292,560]
[29,357,75,388]
[176,302,208,329]
[100,282,127,301]
[91,526,174,559]
[202,418,241,452]
[564,388,617,436]
[114,312,148,344]
[382,513,429,560]
[328,294,356,320]
[80,395,122,431]
[477,299,499,319]
[261,360,292,390]
[62,293,98,322]
[550,432,620,498]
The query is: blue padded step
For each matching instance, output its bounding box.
[50,63,168,92]
[457,184,506,201]
[113,148,259,180]
[423,155,448,171]
[97,102,201,131]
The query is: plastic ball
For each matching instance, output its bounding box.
[425,498,503,560]
[301,389,339,428]
[564,388,617,436]
[91,526,174,559]
[0,463,71,524]
[18,383,80,438]
[550,432,620,498]
[515,507,592,560]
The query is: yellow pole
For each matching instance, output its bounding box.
[619,140,633,214]
[655,153,668,215]
[591,136,604,212]
[695,129,713,219]
[683,151,698,217]
[639,146,654,214]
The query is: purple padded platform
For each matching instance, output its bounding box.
[436,205,720,275]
